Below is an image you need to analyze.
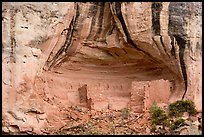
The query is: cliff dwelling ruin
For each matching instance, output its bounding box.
[2,2,202,135]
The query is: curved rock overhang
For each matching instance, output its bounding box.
[41,2,183,82]
[2,2,202,134]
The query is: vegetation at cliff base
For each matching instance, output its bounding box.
[172,118,185,130]
[168,100,197,117]
[149,102,169,127]
[149,100,199,135]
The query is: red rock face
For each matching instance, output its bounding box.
[2,2,202,134]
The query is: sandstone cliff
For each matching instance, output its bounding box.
[2,2,202,134]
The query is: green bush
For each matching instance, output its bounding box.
[120,108,130,119]
[149,100,198,134]
[149,102,170,127]
[168,100,197,117]
[172,118,185,130]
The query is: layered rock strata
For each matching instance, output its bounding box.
[2,2,202,134]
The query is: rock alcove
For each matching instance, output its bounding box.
[2,2,201,134]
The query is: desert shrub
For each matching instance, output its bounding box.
[149,100,198,134]
[120,108,130,119]
[172,118,185,130]
[149,102,170,127]
[168,100,197,117]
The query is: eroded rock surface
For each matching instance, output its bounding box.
[2,2,202,135]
